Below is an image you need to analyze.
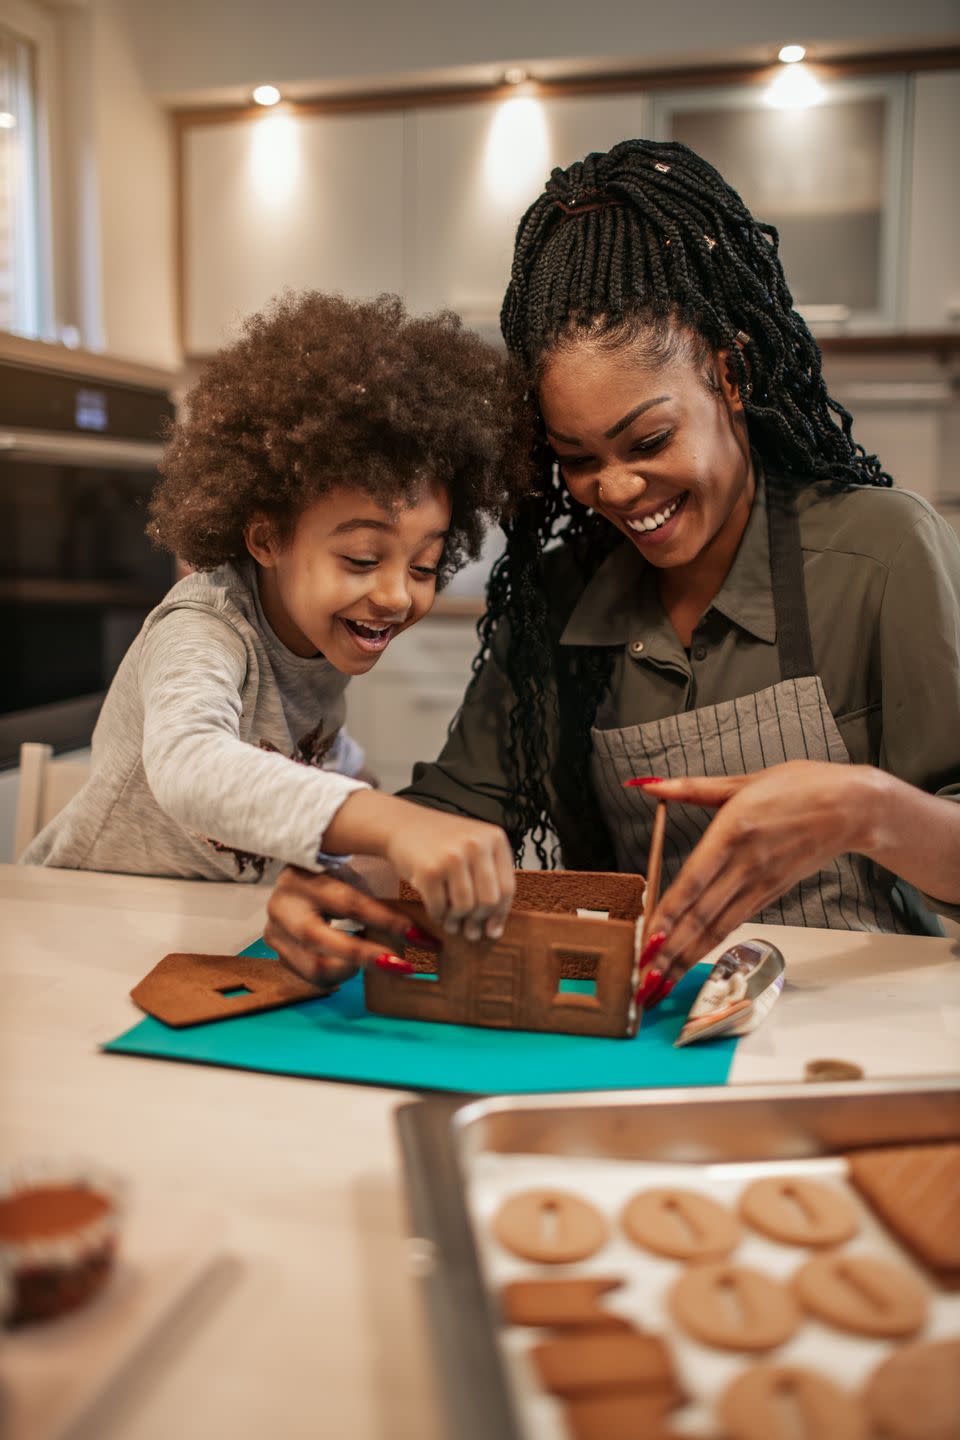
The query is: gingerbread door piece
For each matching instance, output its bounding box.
[131,952,322,1027]
[363,870,645,1039]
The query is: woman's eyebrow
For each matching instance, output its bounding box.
[546,394,671,447]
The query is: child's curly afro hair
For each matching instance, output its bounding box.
[149,291,531,581]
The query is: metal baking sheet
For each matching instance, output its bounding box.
[397,1081,960,1440]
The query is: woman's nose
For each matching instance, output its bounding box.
[596,464,647,508]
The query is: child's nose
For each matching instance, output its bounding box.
[370,572,413,618]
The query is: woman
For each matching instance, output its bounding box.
[264,138,960,1001]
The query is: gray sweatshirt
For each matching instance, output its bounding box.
[21,562,367,881]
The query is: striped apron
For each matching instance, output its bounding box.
[590,499,907,932]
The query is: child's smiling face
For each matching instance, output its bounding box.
[246,482,452,673]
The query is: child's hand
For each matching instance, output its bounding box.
[321,791,516,941]
[265,863,419,987]
[383,808,515,940]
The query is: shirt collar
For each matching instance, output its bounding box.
[558,465,777,648]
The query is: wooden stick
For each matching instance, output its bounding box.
[641,799,668,951]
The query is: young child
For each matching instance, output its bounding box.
[22,292,526,947]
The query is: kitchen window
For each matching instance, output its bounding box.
[0,0,54,339]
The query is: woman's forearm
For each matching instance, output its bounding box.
[857,768,960,908]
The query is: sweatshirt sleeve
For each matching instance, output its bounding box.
[139,607,367,871]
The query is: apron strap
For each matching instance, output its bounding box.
[767,493,816,682]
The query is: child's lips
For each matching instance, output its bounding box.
[339,617,397,653]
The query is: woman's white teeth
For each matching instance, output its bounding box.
[627,494,683,533]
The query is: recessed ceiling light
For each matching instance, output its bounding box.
[777,44,806,64]
[252,85,281,107]
[0,111,16,129]
[503,67,528,86]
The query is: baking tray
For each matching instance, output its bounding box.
[396,1080,960,1440]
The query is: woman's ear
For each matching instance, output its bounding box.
[244,515,280,567]
[717,343,751,408]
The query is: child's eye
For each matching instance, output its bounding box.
[412,565,439,578]
[341,556,378,569]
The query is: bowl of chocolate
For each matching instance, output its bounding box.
[0,1162,125,1325]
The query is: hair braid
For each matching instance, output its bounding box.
[486,137,891,865]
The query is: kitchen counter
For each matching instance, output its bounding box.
[2,863,958,1439]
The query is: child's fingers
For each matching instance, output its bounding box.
[265,905,403,986]
[486,834,516,938]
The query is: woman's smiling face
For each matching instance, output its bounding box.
[538,334,756,572]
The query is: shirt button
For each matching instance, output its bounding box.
[693,645,707,661]
[630,640,644,655]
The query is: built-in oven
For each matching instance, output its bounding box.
[0,359,175,767]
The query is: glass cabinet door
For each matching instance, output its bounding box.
[652,76,908,331]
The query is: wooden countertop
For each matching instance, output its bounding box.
[3,862,958,1438]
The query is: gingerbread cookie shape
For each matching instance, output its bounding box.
[492,1189,608,1264]
[500,1276,630,1330]
[739,1176,860,1248]
[792,1253,928,1338]
[847,1143,960,1286]
[669,1262,800,1351]
[719,1364,868,1440]
[531,1330,678,1398]
[563,1389,680,1440]
[864,1337,960,1440]
[622,1187,740,1262]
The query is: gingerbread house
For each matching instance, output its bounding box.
[363,870,646,1039]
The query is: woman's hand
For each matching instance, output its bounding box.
[265,863,423,987]
[636,761,882,1004]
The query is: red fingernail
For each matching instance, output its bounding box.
[623,776,664,788]
[643,974,675,1012]
[373,952,415,974]
[404,924,440,949]
[638,931,667,968]
[637,968,665,1005]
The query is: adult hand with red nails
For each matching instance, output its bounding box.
[265,862,434,988]
[634,760,900,1007]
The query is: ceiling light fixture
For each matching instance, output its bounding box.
[0,111,16,129]
[503,67,528,86]
[777,44,806,64]
[252,85,281,107]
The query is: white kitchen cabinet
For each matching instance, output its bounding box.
[184,110,406,354]
[904,70,960,332]
[406,92,651,329]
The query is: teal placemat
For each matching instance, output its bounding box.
[104,939,737,1093]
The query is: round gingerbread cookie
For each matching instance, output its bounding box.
[668,1262,800,1351]
[719,1364,868,1440]
[793,1253,928,1338]
[492,1189,608,1264]
[864,1338,960,1440]
[739,1176,860,1248]
[622,1187,740,1262]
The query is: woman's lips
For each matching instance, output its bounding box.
[624,491,688,542]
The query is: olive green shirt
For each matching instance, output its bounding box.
[400,477,960,920]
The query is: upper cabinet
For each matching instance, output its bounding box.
[904,71,960,332]
[652,77,908,333]
[179,67,960,354]
[183,111,406,355]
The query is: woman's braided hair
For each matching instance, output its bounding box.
[484,137,892,866]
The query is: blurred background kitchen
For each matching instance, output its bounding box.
[1,0,958,860]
